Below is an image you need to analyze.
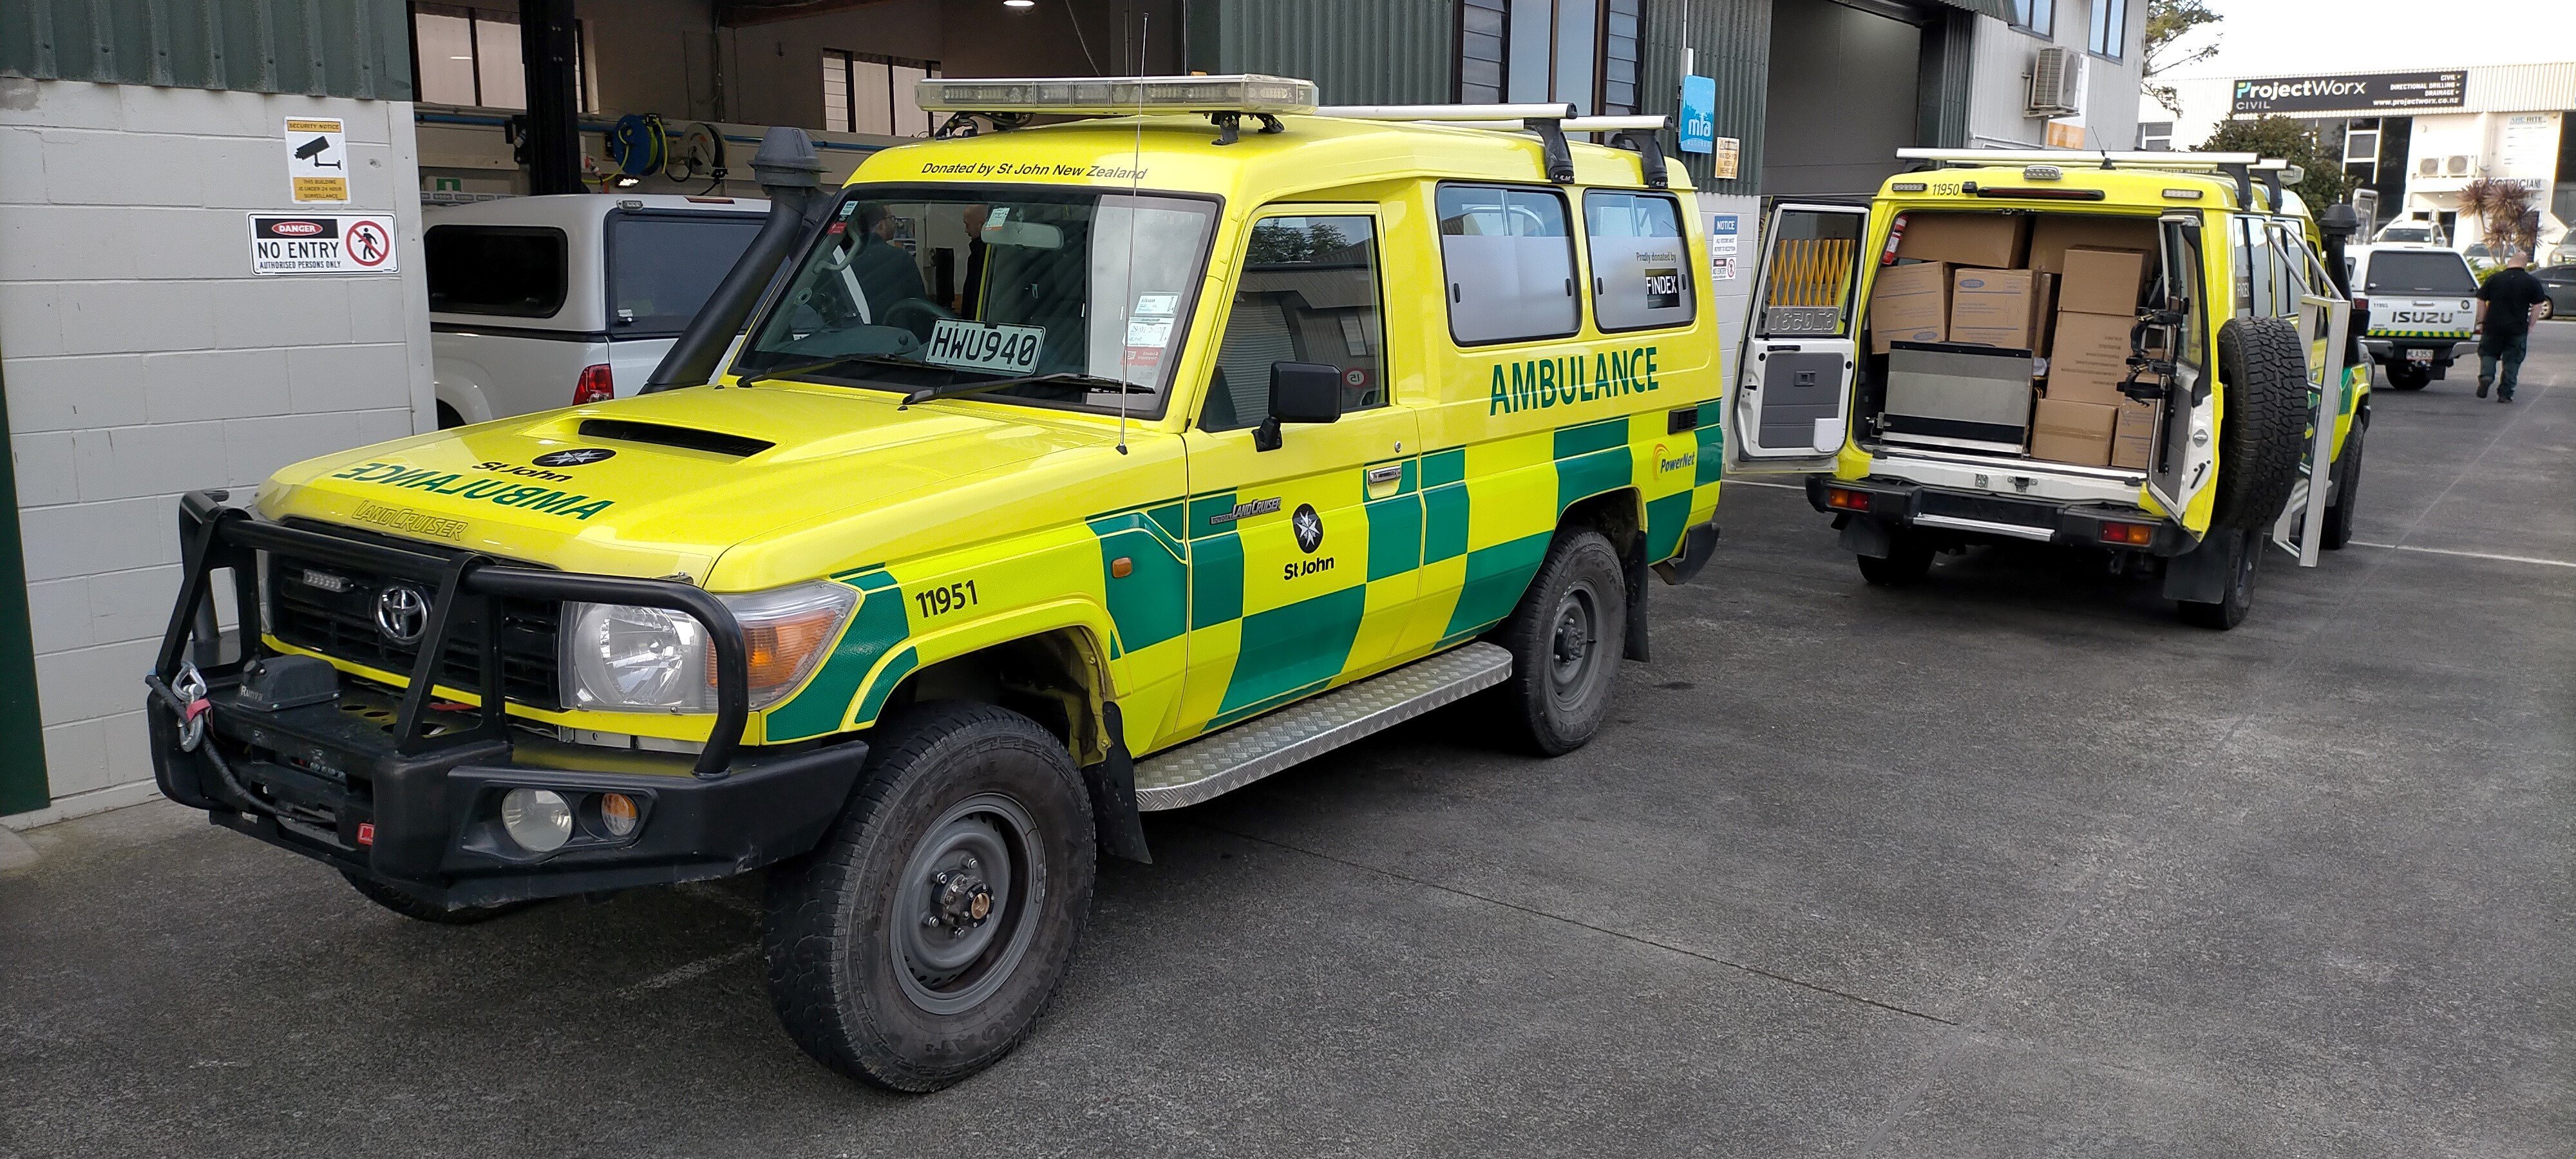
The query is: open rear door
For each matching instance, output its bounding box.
[2147,213,2213,518]
[1727,202,1871,475]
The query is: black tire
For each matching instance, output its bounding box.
[341,870,533,925]
[2321,415,2365,551]
[762,701,1095,1092]
[1855,534,1935,587]
[2210,317,2309,529]
[2383,361,2430,391]
[435,401,466,429]
[2177,528,2260,630]
[1490,529,1627,757]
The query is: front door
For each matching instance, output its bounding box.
[1179,210,1421,738]
[1730,202,1871,473]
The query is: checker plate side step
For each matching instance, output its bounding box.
[1133,643,1513,811]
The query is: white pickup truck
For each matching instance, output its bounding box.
[425,194,767,425]
[2347,244,2479,391]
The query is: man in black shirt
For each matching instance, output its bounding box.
[2475,252,2548,402]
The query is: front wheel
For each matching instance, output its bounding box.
[1490,529,1627,756]
[2177,528,2261,630]
[762,701,1096,1092]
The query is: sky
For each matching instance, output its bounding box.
[2161,0,2576,80]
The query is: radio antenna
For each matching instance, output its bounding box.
[1113,14,1148,456]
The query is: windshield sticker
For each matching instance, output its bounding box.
[327,461,616,520]
[1134,293,1179,316]
[1124,316,1175,348]
[1488,345,1662,416]
[924,319,1045,374]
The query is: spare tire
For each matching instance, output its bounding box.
[2210,317,2308,529]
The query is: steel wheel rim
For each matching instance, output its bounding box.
[889,791,1045,1015]
[1546,583,1601,708]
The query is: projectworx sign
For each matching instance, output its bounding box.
[2232,71,2465,114]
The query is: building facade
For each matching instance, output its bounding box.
[2154,64,2576,246]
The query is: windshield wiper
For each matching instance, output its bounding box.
[731,353,922,390]
[901,372,1153,407]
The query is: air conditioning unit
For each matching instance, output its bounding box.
[2419,157,2439,176]
[2447,155,2470,175]
[2027,46,2084,117]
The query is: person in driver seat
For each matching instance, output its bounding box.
[841,203,927,329]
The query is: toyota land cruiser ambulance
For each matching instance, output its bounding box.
[142,77,1725,1091]
[1727,151,2368,628]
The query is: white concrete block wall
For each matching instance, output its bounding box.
[1,78,437,823]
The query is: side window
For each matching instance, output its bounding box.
[607,212,765,335]
[2159,219,2206,370]
[1583,191,1695,332]
[2266,220,2310,313]
[1436,185,1579,344]
[1756,207,1862,337]
[425,225,568,317]
[1201,214,1386,433]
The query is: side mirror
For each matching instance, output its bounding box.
[1256,361,1342,451]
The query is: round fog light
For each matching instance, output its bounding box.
[500,788,573,853]
[599,791,639,838]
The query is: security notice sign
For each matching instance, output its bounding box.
[248,214,399,275]
[283,117,349,203]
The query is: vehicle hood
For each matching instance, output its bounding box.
[258,385,1117,583]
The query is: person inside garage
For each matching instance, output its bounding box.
[2475,252,2548,403]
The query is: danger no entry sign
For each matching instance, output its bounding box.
[247,214,400,275]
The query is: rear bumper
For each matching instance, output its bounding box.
[1808,475,2195,556]
[2363,338,2465,363]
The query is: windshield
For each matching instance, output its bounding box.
[2365,250,2478,294]
[733,185,1217,416]
[2379,227,2431,242]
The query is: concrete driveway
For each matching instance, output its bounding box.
[5,327,2570,1158]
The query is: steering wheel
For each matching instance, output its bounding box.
[882,298,956,339]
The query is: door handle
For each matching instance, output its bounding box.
[1365,465,1404,485]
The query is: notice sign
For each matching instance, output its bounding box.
[2231,71,2465,115]
[283,117,349,203]
[248,214,399,275]
[1707,212,1739,281]
[1710,137,1741,181]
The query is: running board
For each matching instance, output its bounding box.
[1133,643,1513,811]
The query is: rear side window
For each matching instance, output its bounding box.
[1437,185,1579,344]
[1584,191,1694,332]
[425,225,567,317]
[2364,251,2479,295]
[608,212,766,335]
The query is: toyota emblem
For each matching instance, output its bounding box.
[373,584,432,644]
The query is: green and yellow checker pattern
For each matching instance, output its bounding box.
[755,410,1719,757]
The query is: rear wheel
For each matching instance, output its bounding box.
[2177,528,2261,630]
[2383,361,2430,391]
[2321,416,2365,551]
[763,701,1095,1092]
[1855,534,1935,587]
[341,870,533,925]
[1490,529,1627,757]
[2539,298,2556,321]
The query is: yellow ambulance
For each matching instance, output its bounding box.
[144,77,1725,1090]
[1724,151,2369,628]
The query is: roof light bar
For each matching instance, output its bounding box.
[915,74,1318,116]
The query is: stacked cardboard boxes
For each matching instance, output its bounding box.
[2031,246,2155,467]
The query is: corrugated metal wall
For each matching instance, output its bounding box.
[1202,0,1455,106]
[1640,0,1770,196]
[0,0,413,100]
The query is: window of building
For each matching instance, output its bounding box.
[2137,121,2174,151]
[1202,216,1387,431]
[409,4,591,111]
[2087,0,2125,58]
[1584,191,1694,331]
[425,225,568,317]
[2010,0,2054,37]
[1454,0,1639,115]
[1437,185,1580,345]
[822,50,940,138]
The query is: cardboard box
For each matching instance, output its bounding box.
[2045,310,2135,406]
[2031,397,2118,466]
[1895,212,2028,269]
[2112,400,2157,468]
[2030,215,2160,276]
[1949,269,2054,352]
[2058,247,2151,317]
[1867,261,1950,353]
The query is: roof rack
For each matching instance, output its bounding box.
[1892,149,2309,210]
[1316,104,1671,187]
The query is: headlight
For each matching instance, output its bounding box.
[561,581,857,713]
[500,788,573,853]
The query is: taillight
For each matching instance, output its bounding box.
[574,364,614,405]
[1824,487,1873,513]
[2099,521,2155,546]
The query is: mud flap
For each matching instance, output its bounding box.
[1651,520,1722,586]
[1622,532,1651,663]
[1084,702,1152,864]
[1839,514,1895,559]
[2162,530,2235,604]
